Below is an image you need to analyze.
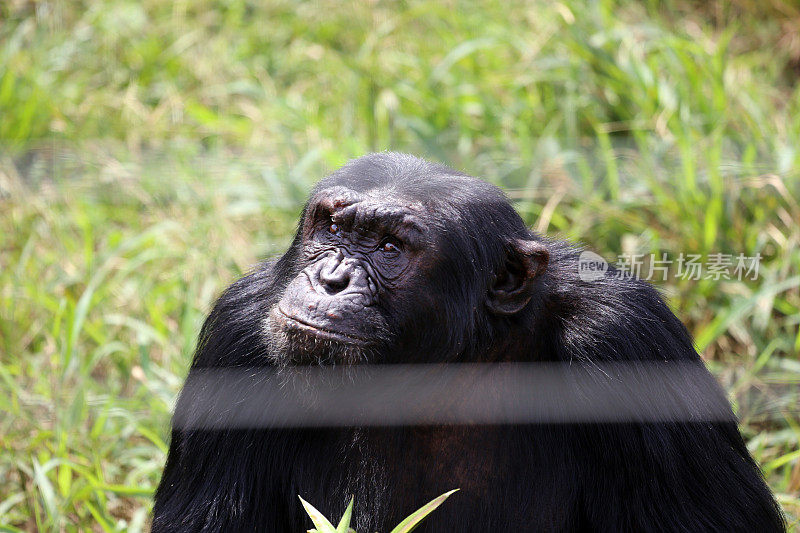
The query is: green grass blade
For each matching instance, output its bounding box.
[298,496,337,533]
[335,497,354,533]
[388,489,459,533]
[695,276,800,351]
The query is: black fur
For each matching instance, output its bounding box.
[153,153,784,532]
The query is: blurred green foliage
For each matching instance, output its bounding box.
[1,0,799,530]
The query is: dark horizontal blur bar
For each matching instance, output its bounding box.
[173,362,739,429]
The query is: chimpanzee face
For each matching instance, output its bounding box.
[266,186,441,364]
[265,159,548,366]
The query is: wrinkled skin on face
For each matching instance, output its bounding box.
[266,187,438,365]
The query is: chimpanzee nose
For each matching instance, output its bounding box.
[319,252,353,294]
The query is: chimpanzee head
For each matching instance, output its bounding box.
[266,153,549,365]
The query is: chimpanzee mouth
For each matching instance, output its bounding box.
[275,307,369,345]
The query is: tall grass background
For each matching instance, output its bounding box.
[1,0,798,530]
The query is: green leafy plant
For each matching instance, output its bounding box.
[299,489,459,533]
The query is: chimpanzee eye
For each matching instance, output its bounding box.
[380,239,401,254]
[329,223,340,235]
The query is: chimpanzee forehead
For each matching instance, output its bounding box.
[310,153,520,237]
[309,186,427,237]
[314,175,507,215]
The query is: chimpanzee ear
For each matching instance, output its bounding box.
[486,238,549,315]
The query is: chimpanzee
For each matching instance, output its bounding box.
[153,152,784,532]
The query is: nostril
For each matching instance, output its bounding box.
[319,265,351,294]
[321,274,349,294]
[317,253,354,294]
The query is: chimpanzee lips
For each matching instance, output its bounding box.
[275,306,369,345]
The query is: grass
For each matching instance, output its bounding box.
[1,0,799,530]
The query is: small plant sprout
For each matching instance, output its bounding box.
[300,489,459,533]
